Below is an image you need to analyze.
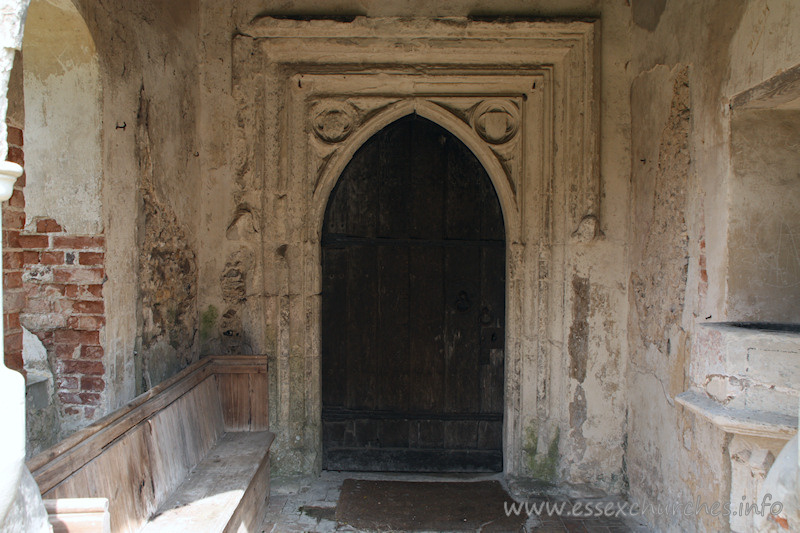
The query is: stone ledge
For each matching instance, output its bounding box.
[676,389,797,440]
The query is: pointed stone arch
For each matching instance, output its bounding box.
[311,98,521,244]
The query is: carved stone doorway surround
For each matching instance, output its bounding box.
[233,17,599,476]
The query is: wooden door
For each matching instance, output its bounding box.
[321,116,505,472]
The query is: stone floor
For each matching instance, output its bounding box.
[259,472,653,532]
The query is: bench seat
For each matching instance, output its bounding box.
[143,431,275,533]
[27,356,272,533]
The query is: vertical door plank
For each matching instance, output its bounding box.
[376,245,410,411]
[321,246,348,407]
[408,246,445,413]
[377,117,411,239]
[343,135,378,238]
[444,245,481,413]
[409,116,446,241]
[444,135,482,242]
[345,245,378,410]
[480,246,506,414]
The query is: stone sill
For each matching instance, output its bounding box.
[676,389,797,440]
[25,370,50,387]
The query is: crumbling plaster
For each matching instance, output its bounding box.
[0,0,206,450]
[7,0,204,442]
[66,0,202,406]
[628,0,800,531]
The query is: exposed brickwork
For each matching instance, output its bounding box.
[3,125,25,374]
[3,123,107,423]
[22,223,106,420]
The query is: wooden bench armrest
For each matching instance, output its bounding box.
[44,498,110,533]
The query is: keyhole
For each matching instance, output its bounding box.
[456,291,471,312]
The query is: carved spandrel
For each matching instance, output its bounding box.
[309,98,400,192]
[482,126,520,197]
[429,99,521,200]
[312,101,356,143]
[310,140,339,191]
[427,99,475,126]
[347,97,402,125]
[471,99,520,145]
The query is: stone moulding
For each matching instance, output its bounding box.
[234,16,600,477]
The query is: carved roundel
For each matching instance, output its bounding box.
[312,101,356,143]
[472,99,520,145]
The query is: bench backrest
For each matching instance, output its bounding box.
[27,356,268,533]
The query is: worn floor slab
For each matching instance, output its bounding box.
[259,472,651,532]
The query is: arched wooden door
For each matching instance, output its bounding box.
[321,115,505,472]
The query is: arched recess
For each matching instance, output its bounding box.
[321,115,506,472]
[22,0,102,234]
[12,0,104,454]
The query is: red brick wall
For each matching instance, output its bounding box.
[3,125,26,373]
[23,224,106,419]
[3,125,107,422]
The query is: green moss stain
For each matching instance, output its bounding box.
[524,422,560,482]
[200,305,218,341]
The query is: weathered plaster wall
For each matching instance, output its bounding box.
[8,0,204,451]
[627,0,800,531]
[727,1,800,98]
[0,0,203,485]
[628,62,731,532]
[196,0,633,491]
[725,1,800,324]
[135,87,199,392]
[22,0,101,235]
[69,0,202,406]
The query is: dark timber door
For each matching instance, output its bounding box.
[321,116,505,472]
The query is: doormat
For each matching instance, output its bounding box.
[335,479,527,532]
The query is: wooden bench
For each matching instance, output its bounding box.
[27,356,274,533]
